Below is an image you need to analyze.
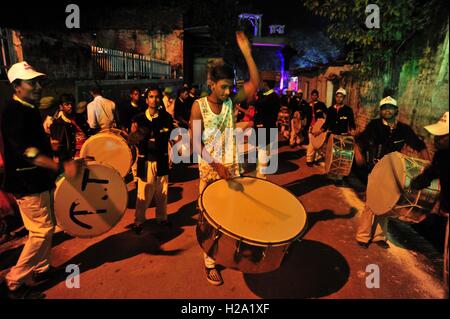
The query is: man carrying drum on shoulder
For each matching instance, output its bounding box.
[354,96,430,249]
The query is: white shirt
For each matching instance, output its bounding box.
[87,95,117,130]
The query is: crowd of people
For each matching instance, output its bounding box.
[0,31,448,298]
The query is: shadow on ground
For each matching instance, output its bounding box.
[283,174,334,196]
[127,186,183,209]
[243,240,350,298]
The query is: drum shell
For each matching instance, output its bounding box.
[80,129,136,177]
[196,208,292,273]
[325,134,355,176]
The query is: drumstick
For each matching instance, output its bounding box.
[227,180,291,220]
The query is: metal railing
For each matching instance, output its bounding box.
[91,46,171,80]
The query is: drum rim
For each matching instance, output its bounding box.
[198,176,308,246]
[79,131,134,177]
[54,161,129,238]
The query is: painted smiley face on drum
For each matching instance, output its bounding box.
[54,162,128,238]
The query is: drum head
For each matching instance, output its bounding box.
[311,118,327,149]
[80,132,132,177]
[54,162,128,238]
[200,177,307,244]
[367,152,405,215]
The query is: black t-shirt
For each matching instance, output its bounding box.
[174,97,191,128]
[255,91,281,128]
[0,99,56,196]
[356,118,427,168]
[118,99,146,132]
[131,109,174,177]
[412,149,449,212]
[322,104,356,135]
[304,100,327,129]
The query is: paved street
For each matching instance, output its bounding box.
[0,139,447,299]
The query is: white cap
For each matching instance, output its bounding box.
[424,112,449,136]
[379,96,397,107]
[336,87,346,96]
[7,61,45,83]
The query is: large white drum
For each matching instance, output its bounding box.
[80,128,135,177]
[197,177,308,273]
[54,162,128,238]
[367,152,440,223]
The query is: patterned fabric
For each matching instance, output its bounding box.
[197,97,240,183]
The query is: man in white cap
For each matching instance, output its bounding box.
[316,87,356,184]
[354,96,430,172]
[354,96,431,249]
[0,61,80,298]
[319,88,356,136]
[411,112,448,294]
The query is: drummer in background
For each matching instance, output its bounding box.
[174,87,191,129]
[306,89,328,167]
[50,94,87,161]
[354,96,430,173]
[128,87,174,235]
[355,96,430,249]
[117,87,145,133]
[87,85,118,134]
[292,88,309,145]
[318,88,356,183]
[190,31,260,286]
[410,112,448,292]
[0,62,80,299]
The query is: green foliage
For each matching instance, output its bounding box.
[303,0,447,78]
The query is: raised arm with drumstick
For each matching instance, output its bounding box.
[189,31,260,286]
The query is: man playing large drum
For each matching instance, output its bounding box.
[355,96,431,249]
[410,112,448,294]
[190,31,260,286]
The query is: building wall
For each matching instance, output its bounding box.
[296,22,448,157]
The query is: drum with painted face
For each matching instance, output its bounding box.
[197,177,308,273]
[54,161,128,238]
[325,134,355,176]
[367,152,440,223]
[80,128,136,177]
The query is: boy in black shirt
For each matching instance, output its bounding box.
[128,87,174,234]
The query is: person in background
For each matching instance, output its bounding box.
[50,94,87,161]
[162,87,175,117]
[305,89,327,167]
[86,85,118,133]
[117,87,145,133]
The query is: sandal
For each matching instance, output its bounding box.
[205,267,223,286]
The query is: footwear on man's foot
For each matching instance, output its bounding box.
[205,267,223,286]
[131,223,144,235]
[31,266,60,286]
[6,284,45,299]
[373,240,390,249]
[356,241,369,248]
